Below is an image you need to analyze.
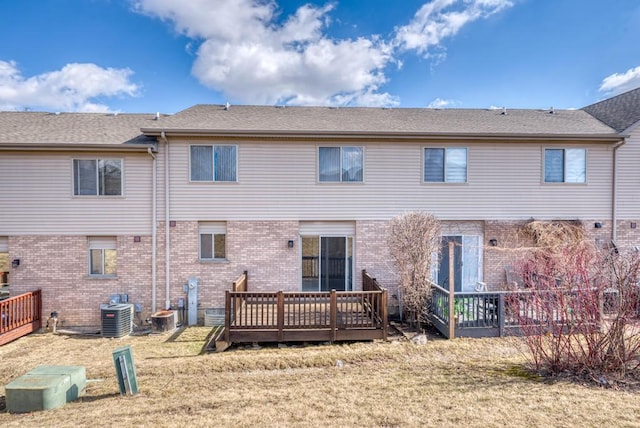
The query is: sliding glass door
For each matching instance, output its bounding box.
[301,236,353,291]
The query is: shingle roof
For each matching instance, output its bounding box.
[142,104,619,139]
[582,87,640,133]
[0,111,160,146]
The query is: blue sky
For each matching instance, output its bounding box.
[1,0,639,113]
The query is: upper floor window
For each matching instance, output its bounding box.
[544,148,586,183]
[88,236,117,277]
[424,148,467,183]
[199,222,226,260]
[73,159,122,195]
[319,146,363,182]
[190,145,237,182]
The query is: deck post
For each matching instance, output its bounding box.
[224,291,231,343]
[330,290,337,342]
[382,288,388,341]
[448,241,456,339]
[277,291,284,342]
[498,293,505,337]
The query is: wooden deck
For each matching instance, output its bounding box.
[216,271,387,350]
[0,290,42,346]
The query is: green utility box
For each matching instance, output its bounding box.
[5,365,86,413]
[112,345,139,395]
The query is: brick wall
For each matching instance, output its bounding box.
[613,220,640,250]
[156,221,299,321]
[9,235,152,327]
[10,218,613,326]
[355,221,399,312]
[484,219,613,289]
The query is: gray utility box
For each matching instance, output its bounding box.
[101,304,133,337]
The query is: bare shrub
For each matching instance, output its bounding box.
[509,231,640,380]
[388,212,441,328]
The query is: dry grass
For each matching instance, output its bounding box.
[1,328,639,427]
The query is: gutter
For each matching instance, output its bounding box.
[147,147,157,314]
[0,143,156,152]
[140,128,623,143]
[160,131,171,310]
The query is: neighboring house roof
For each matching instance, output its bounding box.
[142,104,620,141]
[0,111,159,150]
[582,87,640,133]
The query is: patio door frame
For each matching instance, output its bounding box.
[434,234,483,292]
[299,222,356,292]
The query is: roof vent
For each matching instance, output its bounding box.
[155,112,160,120]
[549,107,555,114]
[501,107,507,115]
[224,102,231,111]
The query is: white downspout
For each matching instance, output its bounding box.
[160,131,171,310]
[612,139,626,244]
[147,147,157,314]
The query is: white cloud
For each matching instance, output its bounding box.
[394,0,513,55]
[135,0,396,107]
[599,66,640,95]
[0,61,139,112]
[427,97,458,108]
[135,0,512,107]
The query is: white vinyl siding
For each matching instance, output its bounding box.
[544,148,586,183]
[199,222,226,260]
[318,146,363,182]
[73,159,123,196]
[299,222,356,236]
[0,152,152,235]
[0,237,7,252]
[616,126,640,219]
[190,145,237,182]
[88,236,117,276]
[161,139,613,222]
[424,147,467,183]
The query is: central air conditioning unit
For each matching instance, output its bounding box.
[101,304,134,338]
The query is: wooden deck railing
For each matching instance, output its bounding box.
[232,271,248,292]
[430,284,608,339]
[222,271,387,344]
[0,289,42,345]
[431,284,506,338]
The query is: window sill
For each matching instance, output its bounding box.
[199,259,229,264]
[72,195,125,199]
[422,181,468,185]
[85,275,118,280]
[317,181,365,184]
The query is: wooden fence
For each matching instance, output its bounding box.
[0,290,42,345]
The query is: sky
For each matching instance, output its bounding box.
[0,0,639,114]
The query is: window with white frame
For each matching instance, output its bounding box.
[424,148,467,183]
[318,146,363,182]
[88,237,117,276]
[199,222,226,260]
[544,148,586,183]
[73,159,122,195]
[190,145,237,182]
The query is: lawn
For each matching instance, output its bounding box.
[0,327,638,427]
